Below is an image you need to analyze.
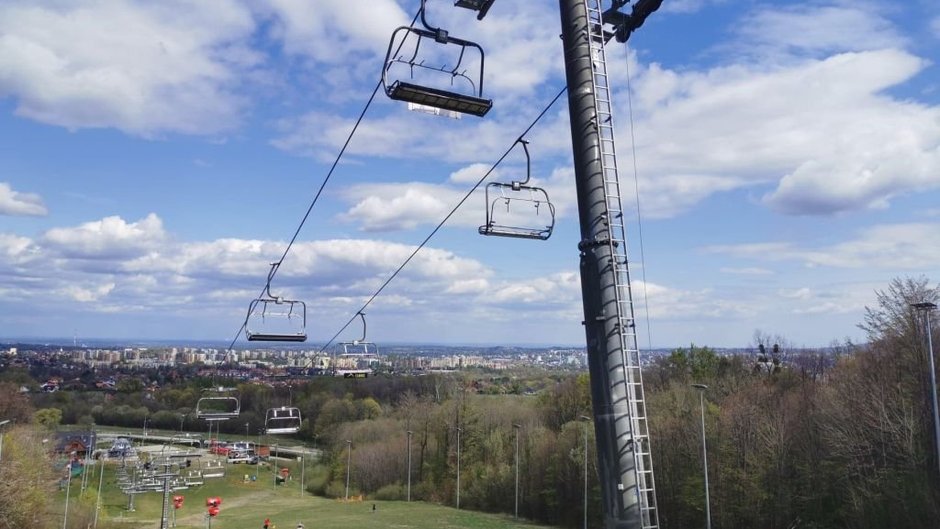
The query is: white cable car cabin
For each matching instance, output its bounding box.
[479,139,556,240]
[245,263,307,342]
[382,0,492,117]
[195,388,241,421]
[265,406,302,435]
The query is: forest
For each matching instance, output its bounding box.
[2,276,940,529]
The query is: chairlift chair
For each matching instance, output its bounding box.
[334,312,380,373]
[382,0,493,117]
[195,388,241,421]
[265,406,303,435]
[479,139,556,240]
[245,263,307,342]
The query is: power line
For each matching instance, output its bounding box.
[623,46,655,353]
[314,86,570,357]
[226,11,421,351]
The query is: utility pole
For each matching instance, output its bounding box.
[581,415,591,529]
[94,451,105,528]
[455,426,462,510]
[513,423,521,518]
[558,1,662,528]
[406,430,413,502]
[345,440,352,501]
[692,384,712,529]
[913,301,940,475]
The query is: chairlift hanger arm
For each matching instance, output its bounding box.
[603,0,664,43]
[516,138,531,187]
[356,311,367,344]
[264,262,281,299]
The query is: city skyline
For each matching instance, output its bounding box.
[2,1,940,348]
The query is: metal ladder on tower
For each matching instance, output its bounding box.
[583,1,659,528]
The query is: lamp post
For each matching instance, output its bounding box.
[345,440,352,501]
[63,453,75,529]
[0,419,10,463]
[94,441,105,528]
[692,384,711,529]
[81,425,94,493]
[256,429,262,482]
[580,415,591,529]
[912,301,940,475]
[406,430,413,502]
[178,414,185,434]
[513,423,521,518]
[455,426,462,510]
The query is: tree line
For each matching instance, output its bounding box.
[3,276,939,528]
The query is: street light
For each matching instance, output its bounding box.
[455,426,462,510]
[691,383,711,529]
[580,415,591,529]
[406,430,413,502]
[0,419,12,464]
[513,423,521,518]
[256,429,262,482]
[912,301,940,475]
[94,437,105,529]
[63,452,75,529]
[345,440,352,501]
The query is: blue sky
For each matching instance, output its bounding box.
[1,0,939,348]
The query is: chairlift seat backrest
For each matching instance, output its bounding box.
[195,394,241,420]
[245,297,307,342]
[479,139,556,240]
[383,24,492,117]
[265,406,302,435]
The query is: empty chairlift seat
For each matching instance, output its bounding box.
[382,0,493,117]
[245,262,308,342]
[265,406,303,435]
[195,388,241,421]
[479,139,556,240]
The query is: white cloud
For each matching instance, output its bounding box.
[705,223,940,270]
[735,2,907,58]
[661,0,729,15]
[449,163,496,184]
[0,0,258,136]
[335,163,576,233]
[720,267,773,276]
[0,182,47,216]
[627,48,940,216]
[60,281,115,303]
[340,183,467,232]
[932,17,940,38]
[0,233,39,266]
[262,0,409,64]
[42,213,167,259]
[778,287,812,300]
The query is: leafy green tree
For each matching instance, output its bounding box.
[0,426,56,529]
[32,407,62,429]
